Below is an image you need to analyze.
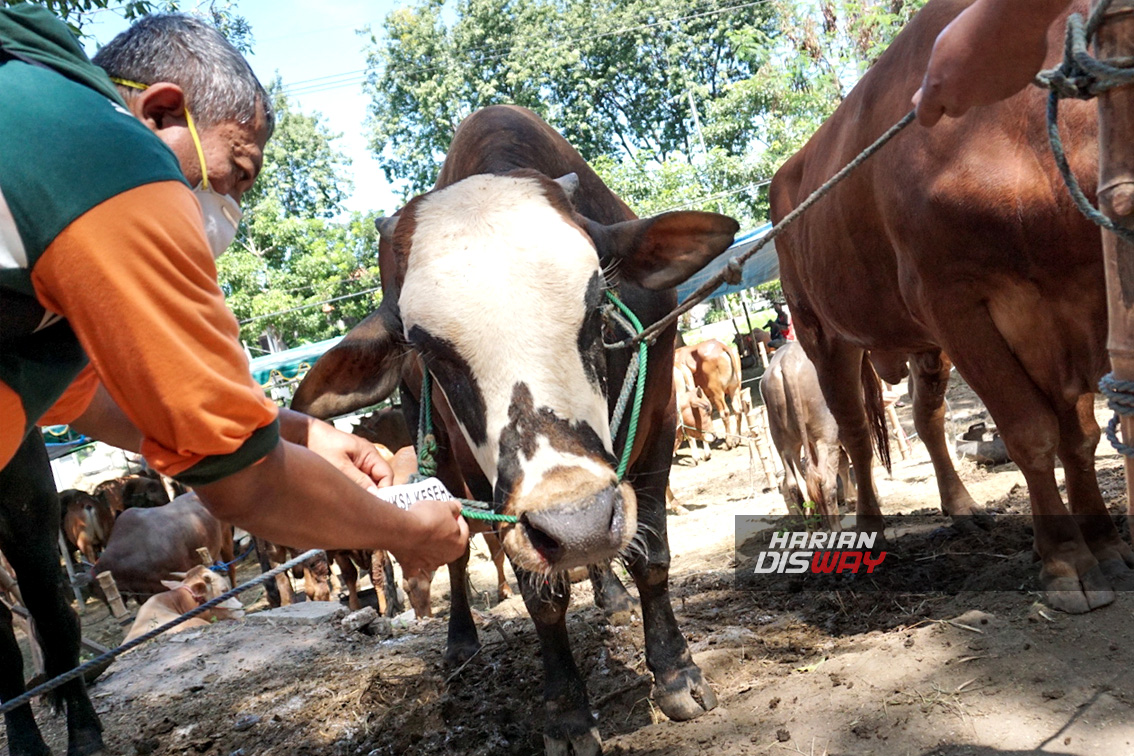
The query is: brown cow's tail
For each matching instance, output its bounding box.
[725,343,744,415]
[861,353,892,473]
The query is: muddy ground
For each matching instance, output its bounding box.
[9,374,1134,756]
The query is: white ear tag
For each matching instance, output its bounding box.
[373,477,455,510]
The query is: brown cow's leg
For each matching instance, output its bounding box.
[932,311,1111,613]
[514,566,601,755]
[302,553,331,602]
[480,532,512,601]
[0,434,103,756]
[254,538,282,607]
[908,350,988,529]
[1059,394,1134,574]
[336,553,361,612]
[796,330,885,532]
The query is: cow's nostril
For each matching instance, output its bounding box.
[521,514,563,563]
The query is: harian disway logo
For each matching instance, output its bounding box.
[752,530,887,575]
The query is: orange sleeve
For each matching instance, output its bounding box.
[38,364,99,426]
[31,181,279,482]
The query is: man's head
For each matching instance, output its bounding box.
[93,14,273,206]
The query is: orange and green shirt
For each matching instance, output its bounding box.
[0,4,278,484]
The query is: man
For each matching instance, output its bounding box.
[0,6,467,575]
[914,0,1073,126]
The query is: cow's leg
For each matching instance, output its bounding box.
[587,563,637,625]
[909,350,988,530]
[837,447,856,509]
[480,532,512,601]
[796,328,885,532]
[336,553,361,612]
[0,600,50,756]
[302,554,331,602]
[931,309,1110,613]
[254,538,282,608]
[0,434,103,756]
[624,430,716,722]
[443,546,480,663]
[370,551,403,617]
[1058,394,1134,575]
[514,566,600,756]
[807,440,842,530]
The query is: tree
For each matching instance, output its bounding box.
[362,0,775,195]
[217,81,381,349]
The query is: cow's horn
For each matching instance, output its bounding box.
[554,172,579,199]
[374,216,399,239]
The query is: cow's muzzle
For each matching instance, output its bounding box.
[517,485,628,571]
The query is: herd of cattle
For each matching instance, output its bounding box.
[3,1,1133,754]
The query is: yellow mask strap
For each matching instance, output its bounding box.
[110,77,210,191]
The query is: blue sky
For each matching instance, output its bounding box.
[83,0,405,215]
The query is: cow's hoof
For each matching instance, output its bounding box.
[949,511,993,535]
[443,638,481,665]
[543,727,602,756]
[1042,566,1115,614]
[652,666,717,721]
[602,594,640,627]
[66,729,105,756]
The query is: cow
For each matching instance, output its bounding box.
[60,488,115,566]
[0,434,104,756]
[677,338,746,448]
[760,342,855,529]
[768,0,1129,614]
[290,104,737,752]
[123,564,243,645]
[93,492,235,603]
[92,472,169,516]
[351,407,414,450]
[673,362,713,462]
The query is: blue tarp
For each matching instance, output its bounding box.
[249,336,343,387]
[675,223,777,304]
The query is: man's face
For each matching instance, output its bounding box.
[176,111,268,205]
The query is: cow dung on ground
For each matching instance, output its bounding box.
[8,376,1134,756]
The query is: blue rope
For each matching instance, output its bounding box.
[210,540,257,573]
[1100,373,1134,456]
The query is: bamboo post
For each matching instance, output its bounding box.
[57,531,84,607]
[1095,0,1134,538]
[96,572,129,619]
[196,547,214,567]
[4,602,44,680]
[757,340,770,368]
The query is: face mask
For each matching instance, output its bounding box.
[111,77,243,259]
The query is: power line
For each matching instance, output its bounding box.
[660,178,771,213]
[281,0,772,98]
[238,286,382,325]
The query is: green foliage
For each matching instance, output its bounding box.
[362,0,927,227]
[756,278,783,303]
[4,0,155,33]
[218,83,379,349]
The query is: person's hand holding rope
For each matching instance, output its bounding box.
[914,0,1072,126]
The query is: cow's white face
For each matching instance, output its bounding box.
[396,172,636,573]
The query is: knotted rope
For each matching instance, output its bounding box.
[1036,0,1134,455]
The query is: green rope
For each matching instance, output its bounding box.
[604,291,647,480]
[410,292,648,524]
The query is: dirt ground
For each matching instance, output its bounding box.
[9,373,1134,756]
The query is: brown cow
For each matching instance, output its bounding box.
[673,362,713,462]
[291,104,736,750]
[769,0,1129,613]
[93,472,169,516]
[93,492,235,602]
[60,488,115,565]
[759,342,854,529]
[677,338,746,448]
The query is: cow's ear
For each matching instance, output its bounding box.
[160,579,181,591]
[585,211,739,290]
[292,301,408,420]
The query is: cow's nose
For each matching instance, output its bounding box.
[521,487,624,566]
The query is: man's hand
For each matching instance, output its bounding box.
[278,408,393,492]
[390,499,470,575]
[913,0,1071,127]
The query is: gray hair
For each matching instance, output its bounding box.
[93,13,274,137]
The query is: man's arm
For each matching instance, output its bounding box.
[32,181,467,570]
[914,0,1072,126]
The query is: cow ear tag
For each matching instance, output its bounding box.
[372,477,455,510]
